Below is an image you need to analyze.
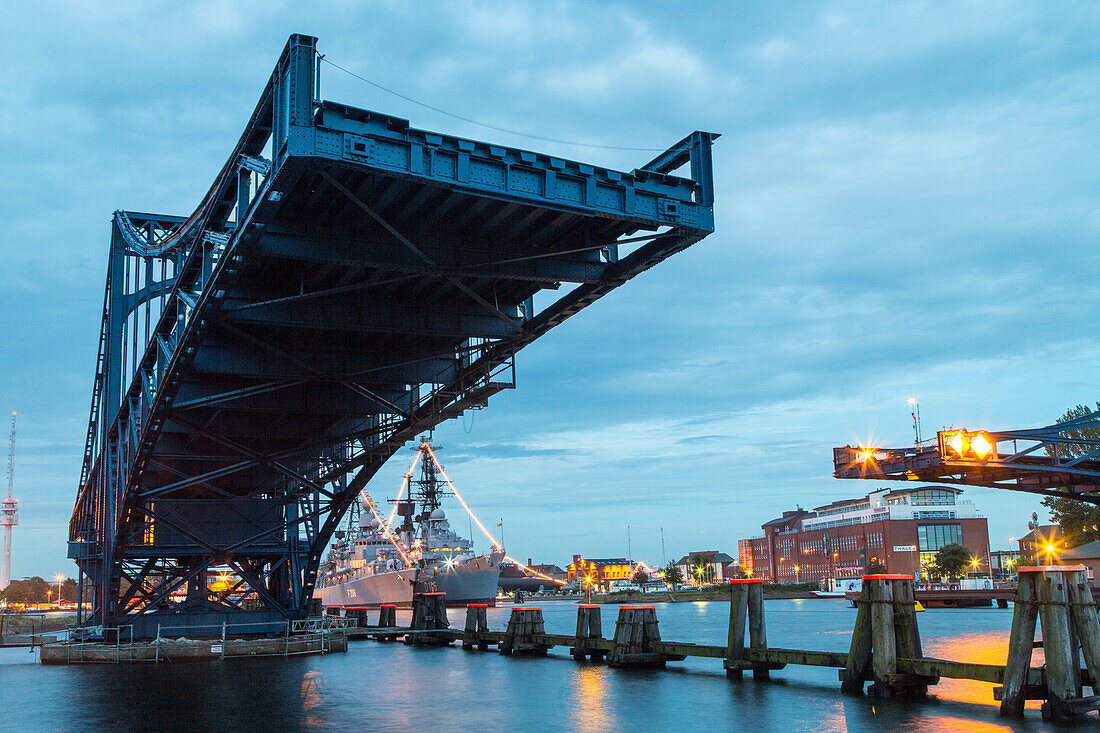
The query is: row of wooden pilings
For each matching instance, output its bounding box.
[341,567,1100,722]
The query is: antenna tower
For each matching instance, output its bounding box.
[0,412,19,590]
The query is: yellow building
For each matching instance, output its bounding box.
[567,555,635,591]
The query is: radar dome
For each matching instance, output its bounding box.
[430,507,446,521]
[369,517,382,530]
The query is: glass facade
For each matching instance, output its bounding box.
[910,489,956,506]
[918,523,963,579]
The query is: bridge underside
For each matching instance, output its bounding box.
[69,35,717,636]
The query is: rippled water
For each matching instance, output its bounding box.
[0,599,1079,731]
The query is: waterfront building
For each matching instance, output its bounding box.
[527,561,567,583]
[1016,524,1064,565]
[673,551,736,586]
[989,549,1022,579]
[737,486,989,582]
[1060,540,1100,578]
[567,556,634,591]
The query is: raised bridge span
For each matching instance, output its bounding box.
[69,35,717,636]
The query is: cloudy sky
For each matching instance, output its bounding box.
[2,1,1098,577]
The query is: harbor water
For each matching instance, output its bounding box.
[0,599,1071,731]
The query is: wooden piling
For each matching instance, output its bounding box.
[746,580,771,680]
[998,569,1038,717]
[1035,567,1084,721]
[462,604,489,651]
[868,576,898,697]
[842,575,929,697]
[841,580,874,694]
[571,605,605,661]
[607,605,685,668]
[378,604,397,628]
[406,592,450,646]
[724,580,751,680]
[499,607,550,656]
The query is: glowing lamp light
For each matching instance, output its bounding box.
[970,433,993,458]
[949,431,967,455]
[1047,544,1055,553]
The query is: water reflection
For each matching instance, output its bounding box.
[925,631,1040,712]
[569,664,612,732]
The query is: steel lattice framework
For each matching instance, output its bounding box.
[69,35,718,636]
[834,411,1100,503]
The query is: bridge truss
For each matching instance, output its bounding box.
[69,35,718,635]
[834,411,1100,503]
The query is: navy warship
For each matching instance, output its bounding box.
[315,440,503,608]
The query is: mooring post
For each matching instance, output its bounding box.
[572,605,604,661]
[378,604,396,628]
[500,607,550,656]
[998,569,1038,717]
[607,605,683,668]
[724,580,751,680]
[407,592,450,646]
[889,576,933,697]
[867,576,898,697]
[463,604,489,651]
[746,579,770,679]
[1035,567,1083,721]
[841,579,874,694]
[1066,567,1100,702]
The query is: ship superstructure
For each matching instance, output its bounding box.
[315,439,503,608]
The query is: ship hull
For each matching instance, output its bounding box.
[416,555,502,607]
[315,568,418,609]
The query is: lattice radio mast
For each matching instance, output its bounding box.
[1,412,19,590]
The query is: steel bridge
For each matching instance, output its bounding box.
[69,34,718,636]
[834,411,1100,503]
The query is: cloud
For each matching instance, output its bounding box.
[2,0,1098,573]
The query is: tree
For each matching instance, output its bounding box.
[632,570,648,585]
[1,576,50,604]
[935,544,971,580]
[662,562,683,587]
[689,554,715,585]
[1041,403,1100,548]
[865,560,887,575]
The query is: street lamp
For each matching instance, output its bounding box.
[54,574,65,606]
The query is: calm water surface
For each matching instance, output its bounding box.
[0,599,1078,731]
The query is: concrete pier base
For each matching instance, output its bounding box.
[39,631,346,664]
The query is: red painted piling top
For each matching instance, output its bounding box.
[467,603,488,608]
[729,578,763,584]
[512,607,542,611]
[380,604,397,607]
[619,605,656,610]
[1017,564,1086,573]
[578,604,601,609]
[861,574,913,580]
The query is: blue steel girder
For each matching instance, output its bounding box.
[70,33,718,636]
[833,410,1100,504]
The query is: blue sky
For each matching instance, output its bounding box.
[1,1,1098,577]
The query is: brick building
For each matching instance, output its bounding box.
[738,486,989,582]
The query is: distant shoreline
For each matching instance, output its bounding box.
[593,589,818,604]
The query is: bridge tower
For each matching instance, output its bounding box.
[69,34,718,636]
